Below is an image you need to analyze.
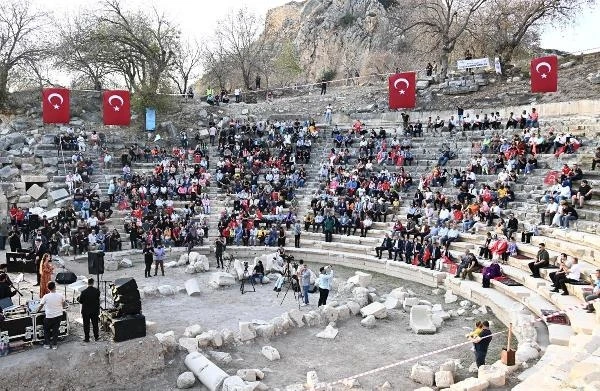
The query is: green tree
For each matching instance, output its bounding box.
[274,40,302,85]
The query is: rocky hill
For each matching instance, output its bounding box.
[263,0,418,81]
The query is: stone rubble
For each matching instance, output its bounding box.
[261,346,281,361]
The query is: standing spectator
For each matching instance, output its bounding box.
[293,221,302,248]
[255,74,261,90]
[215,236,225,268]
[324,104,333,125]
[528,243,549,278]
[234,87,241,103]
[320,78,327,95]
[317,265,334,306]
[143,243,154,278]
[425,62,433,76]
[323,214,335,243]
[36,281,66,350]
[154,244,165,276]
[299,262,312,306]
[469,320,492,367]
[0,218,8,250]
[77,278,100,342]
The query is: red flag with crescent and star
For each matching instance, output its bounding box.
[42,88,70,124]
[103,90,131,126]
[388,72,416,109]
[530,55,558,93]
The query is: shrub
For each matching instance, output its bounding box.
[339,13,356,27]
[320,69,337,82]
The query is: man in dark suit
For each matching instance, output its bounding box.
[77,278,101,342]
[375,233,394,259]
[392,238,405,262]
[30,238,48,286]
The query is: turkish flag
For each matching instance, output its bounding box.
[531,55,558,93]
[42,88,70,124]
[103,90,131,126]
[388,72,416,109]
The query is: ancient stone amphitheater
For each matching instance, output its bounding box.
[1,95,600,390]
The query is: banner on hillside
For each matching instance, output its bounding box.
[388,72,416,109]
[531,55,558,93]
[145,108,156,131]
[42,88,70,124]
[103,90,131,126]
[457,57,490,70]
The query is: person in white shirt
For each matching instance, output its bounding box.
[36,281,66,349]
[552,258,583,295]
[324,104,333,125]
[317,265,334,306]
[88,231,97,250]
[540,198,558,225]
[234,88,241,103]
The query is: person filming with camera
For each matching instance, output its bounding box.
[252,260,265,284]
[317,265,334,306]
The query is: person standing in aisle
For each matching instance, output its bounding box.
[293,221,302,248]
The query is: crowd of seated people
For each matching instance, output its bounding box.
[212,118,314,246]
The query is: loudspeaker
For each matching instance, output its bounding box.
[56,271,77,285]
[113,289,141,303]
[88,251,105,275]
[110,314,146,342]
[111,278,138,296]
[113,300,142,317]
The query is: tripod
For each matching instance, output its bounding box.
[240,269,255,295]
[278,272,301,309]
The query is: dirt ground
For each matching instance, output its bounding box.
[0,249,520,390]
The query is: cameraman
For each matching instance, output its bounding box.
[317,265,334,306]
[252,260,265,284]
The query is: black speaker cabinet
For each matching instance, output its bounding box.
[113,290,141,304]
[88,251,105,275]
[110,314,146,342]
[111,278,138,296]
[114,300,142,317]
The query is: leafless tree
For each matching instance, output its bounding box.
[472,0,592,67]
[213,7,268,89]
[55,14,113,90]
[0,0,49,107]
[95,0,179,99]
[169,39,203,95]
[202,40,234,92]
[401,0,489,80]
